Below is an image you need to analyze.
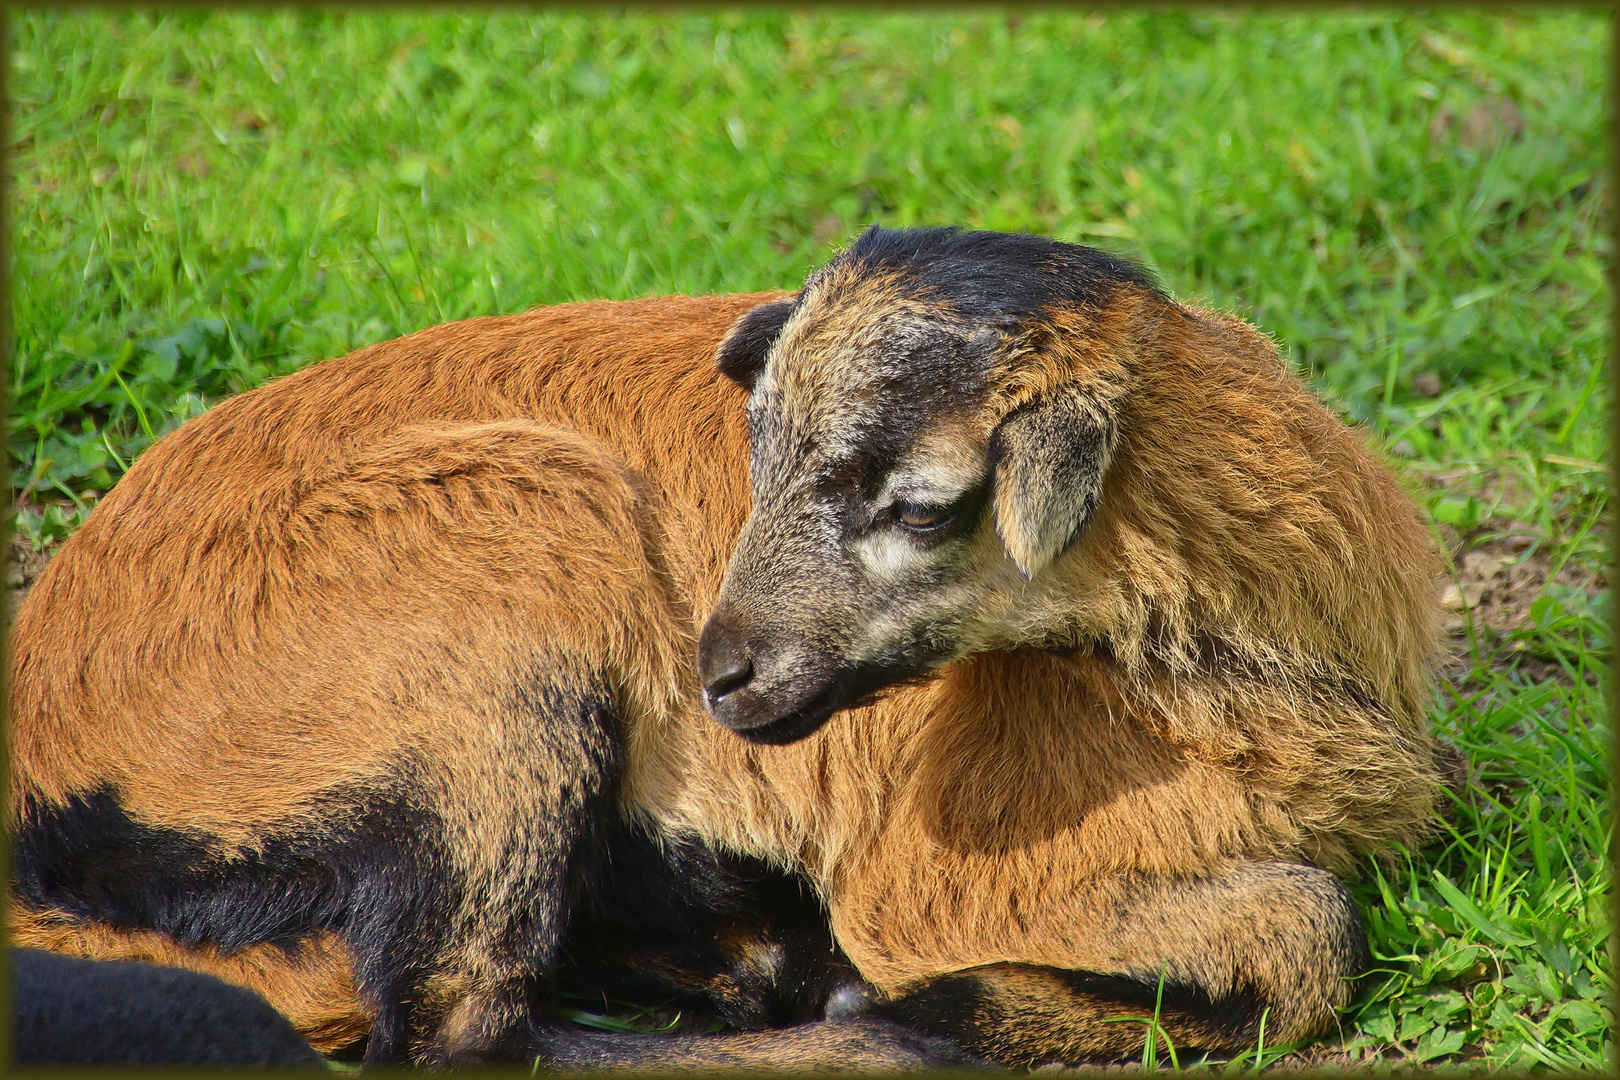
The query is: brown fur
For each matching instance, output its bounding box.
[9,294,767,1063]
[8,233,1444,1067]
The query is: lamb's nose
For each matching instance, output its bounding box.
[698,611,757,706]
[704,653,755,704]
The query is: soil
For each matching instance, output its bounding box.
[6,499,57,626]
[1416,463,1609,687]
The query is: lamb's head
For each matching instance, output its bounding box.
[698,226,1156,744]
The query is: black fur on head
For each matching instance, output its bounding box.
[716,296,799,389]
[828,224,1161,317]
[714,227,1155,391]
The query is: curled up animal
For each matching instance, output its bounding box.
[7,227,1450,1069]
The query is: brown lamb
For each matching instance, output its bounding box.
[8,227,1447,1069]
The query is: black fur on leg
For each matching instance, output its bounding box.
[10,777,454,1066]
[8,671,629,1068]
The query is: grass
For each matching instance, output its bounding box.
[8,9,1611,1073]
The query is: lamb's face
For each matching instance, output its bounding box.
[698,228,1142,745]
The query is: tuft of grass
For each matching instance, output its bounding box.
[1342,653,1611,1070]
[9,10,1609,1072]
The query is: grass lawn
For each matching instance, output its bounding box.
[8,9,1611,1072]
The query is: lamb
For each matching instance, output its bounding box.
[8,226,1447,1067]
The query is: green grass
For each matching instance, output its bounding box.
[8,9,1611,1072]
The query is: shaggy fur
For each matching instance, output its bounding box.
[7,227,1445,1067]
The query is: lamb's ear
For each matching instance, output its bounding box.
[989,383,1117,578]
[716,296,798,389]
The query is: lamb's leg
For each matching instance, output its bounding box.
[873,862,1367,1066]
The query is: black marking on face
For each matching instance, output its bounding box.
[700,581,945,742]
[878,480,990,547]
[749,333,992,502]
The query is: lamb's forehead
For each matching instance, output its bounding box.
[749,272,996,464]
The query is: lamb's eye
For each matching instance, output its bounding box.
[893,501,955,532]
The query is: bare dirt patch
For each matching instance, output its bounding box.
[1437,535,1606,681]
[1416,464,1609,686]
[7,526,56,626]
